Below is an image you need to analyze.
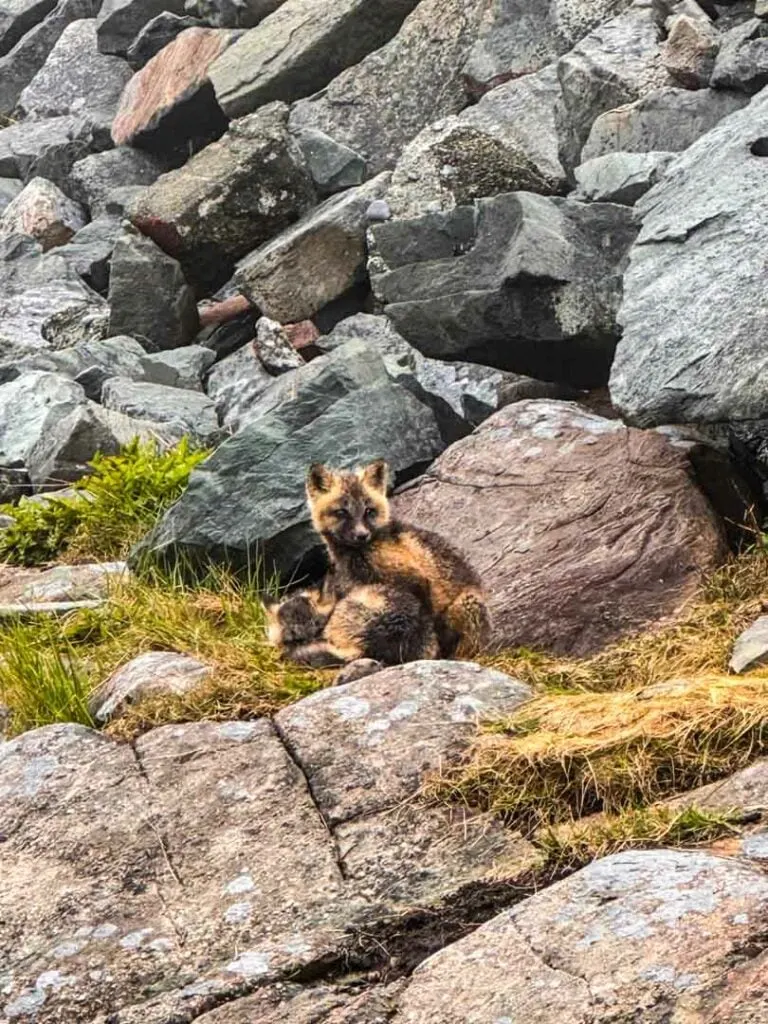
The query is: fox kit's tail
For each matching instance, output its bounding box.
[445,589,492,658]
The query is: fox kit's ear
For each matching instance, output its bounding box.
[359,460,389,494]
[307,463,334,497]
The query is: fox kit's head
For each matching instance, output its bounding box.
[306,460,391,548]
[264,591,325,648]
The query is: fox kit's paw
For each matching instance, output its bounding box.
[333,658,384,687]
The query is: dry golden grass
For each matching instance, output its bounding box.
[431,674,768,828]
[0,567,329,738]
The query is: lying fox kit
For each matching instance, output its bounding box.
[306,460,491,658]
[265,582,438,668]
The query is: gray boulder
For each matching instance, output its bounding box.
[370,192,637,388]
[0,176,22,214]
[0,233,104,349]
[463,0,635,94]
[41,300,108,348]
[107,225,199,351]
[0,175,86,250]
[0,113,106,190]
[135,339,458,577]
[292,127,366,196]
[0,0,57,58]
[141,345,216,390]
[712,17,768,93]
[0,466,30,503]
[203,339,273,431]
[90,651,212,722]
[16,18,132,122]
[46,334,149,397]
[556,1,673,170]
[208,0,420,118]
[581,86,749,160]
[96,0,186,56]
[610,86,768,426]
[69,147,165,217]
[574,150,674,203]
[0,0,98,117]
[0,371,85,468]
[125,11,204,66]
[54,214,121,292]
[319,314,581,427]
[101,377,219,442]
[235,171,390,322]
[288,0,489,176]
[128,102,316,291]
[386,63,567,219]
[730,614,768,673]
[252,316,303,374]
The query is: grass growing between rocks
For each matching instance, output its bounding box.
[0,566,326,738]
[0,438,208,566]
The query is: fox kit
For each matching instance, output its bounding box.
[306,460,491,658]
[265,583,438,667]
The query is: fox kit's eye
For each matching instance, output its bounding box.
[333,508,349,520]
[365,507,377,521]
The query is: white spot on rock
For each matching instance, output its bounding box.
[224,901,253,924]
[332,696,371,720]
[119,928,153,949]
[225,950,271,977]
[225,871,255,895]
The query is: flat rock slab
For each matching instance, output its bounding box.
[0,662,536,1022]
[730,615,768,673]
[393,399,727,656]
[208,0,419,118]
[392,849,768,1022]
[574,150,674,205]
[276,660,531,826]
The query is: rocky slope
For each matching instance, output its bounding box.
[3,0,768,1020]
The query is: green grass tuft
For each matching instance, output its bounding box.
[0,438,208,566]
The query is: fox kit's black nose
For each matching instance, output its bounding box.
[354,526,371,543]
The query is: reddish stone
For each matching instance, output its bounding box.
[197,294,252,328]
[283,320,320,351]
[112,27,240,148]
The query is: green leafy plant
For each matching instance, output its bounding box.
[0,439,208,566]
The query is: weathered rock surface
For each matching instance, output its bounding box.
[319,314,580,428]
[574,150,674,203]
[41,299,107,347]
[69,147,164,217]
[30,334,149,397]
[53,215,128,295]
[252,316,303,374]
[556,1,673,169]
[0,233,103,348]
[141,344,216,390]
[235,172,390,322]
[203,338,274,430]
[288,0,488,176]
[712,17,768,93]
[129,102,316,290]
[16,18,132,122]
[393,399,726,655]
[0,560,127,614]
[0,175,85,249]
[125,10,203,66]
[101,376,219,441]
[292,127,366,196]
[730,615,768,673]
[112,26,239,154]
[0,176,23,213]
[90,650,212,721]
[184,0,284,30]
[107,225,199,350]
[0,113,106,189]
[463,0,634,94]
[209,0,420,118]
[0,0,98,117]
[0,0,57,58]
[662,10,720,87]
[370,192,637,388]
[610,86,768,426]
[96,0,186,57]
[388,62,568,220]
[0,662,536,1021]
[581,86,748,160]
[392,849,768,1022]
[136,340,461,576]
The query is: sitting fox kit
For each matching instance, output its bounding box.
[266,459,491,670]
